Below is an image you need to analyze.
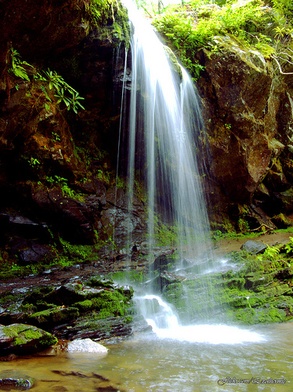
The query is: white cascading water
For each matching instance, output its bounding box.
[135,294,179,330]
[123,0,212,264]
[136,294,265,344]
[122,1,265,344]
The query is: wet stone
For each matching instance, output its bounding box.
[240,240,267,254]
[0,370,34,390]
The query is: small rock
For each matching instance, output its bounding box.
[67,338,108,354]
[240,240,267,254]
[0,370,34,390]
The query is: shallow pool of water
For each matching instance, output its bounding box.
[0,322,292,391]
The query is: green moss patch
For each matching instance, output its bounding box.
[0,323,57,355]
[162,241,293,325]
[28,306,79,326]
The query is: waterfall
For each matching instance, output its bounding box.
[119,0,225,334]
[117,1,266,344]
[122,0,212,264]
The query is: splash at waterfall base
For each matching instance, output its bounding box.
[128,234,293,344]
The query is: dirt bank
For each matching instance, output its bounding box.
[213,231,293,256]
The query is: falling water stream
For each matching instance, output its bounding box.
[1,2,292,391]
[121,0,259,340]
[121,0,212,265]
[119,0,222,335]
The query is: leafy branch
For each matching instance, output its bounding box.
[35,69,85,114]
[8,48,85,114]
[8,48,33,81]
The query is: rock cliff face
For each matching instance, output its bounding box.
[0,1,293,268]
[0,0,146,267]
[197,40,293,231]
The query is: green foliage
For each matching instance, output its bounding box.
[52,131,61,142]
[284,236,293,255]
[46,175,85,201]
[88,0,112,24]
[29,157,41,168]
[270,0,293,18]
[8,48,85,114]
[152,0,293,78]
[88,0,130,45]
[211,229,226,240]
[238,218,250,232]
[116,176,125,189]
[59,238,94,260]
[184,58,205,80]
[8,48,33,81]
[97,169,111,184]
[0,238,97,280]
[106,270,146,285]
[36,69,85,114]
[154,221,177,246]
[10,261,39,276]
[257,244,280,261]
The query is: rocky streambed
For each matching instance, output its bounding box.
[0,231,293,362]
[0,273,134,358]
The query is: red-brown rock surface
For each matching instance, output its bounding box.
[197,44,293,230]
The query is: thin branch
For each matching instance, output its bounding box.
[272,55,293,75]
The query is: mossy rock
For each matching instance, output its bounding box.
[91,290,129,318]
[74,299,95,312]
[66,315,133,341]
[0,323,57,355]
[161,250,293,325]
[244,272,275,289]
[72,284,133,316]
[225,277,246,290]
[22,286,55,305]
[28,306,79,327]
[86,276,115,288]
[162,283,186,310]
[261,283,292,297]
[44,283,85,305]
[232,307,287,324]
[0,278,134,342]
